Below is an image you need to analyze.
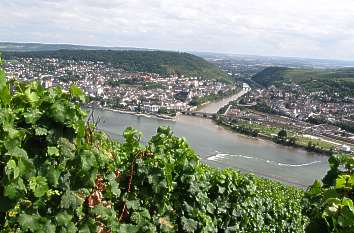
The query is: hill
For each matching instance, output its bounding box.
[252,66,354,96]
[3,49,230,82]
[0,42,148,52]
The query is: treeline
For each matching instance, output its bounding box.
[3,50,231,82]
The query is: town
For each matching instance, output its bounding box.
[4,56,354,154]
[214,81,354,154]
[4,57,237,116]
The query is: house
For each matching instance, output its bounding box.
[242,83,251,92]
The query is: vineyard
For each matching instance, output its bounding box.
[0,57,353,232]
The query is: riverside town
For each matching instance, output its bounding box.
[2,1,354,231]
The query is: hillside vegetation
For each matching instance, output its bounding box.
[0,59,353,232]
[3,50,230,83]
[252,67,354,96]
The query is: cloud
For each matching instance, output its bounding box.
[1,0,354,60]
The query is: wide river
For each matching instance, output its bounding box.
[95,108,329,188]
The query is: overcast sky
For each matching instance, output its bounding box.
[1,0,354,60]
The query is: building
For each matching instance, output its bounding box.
[341,144,351,152]
[242,83,251,92]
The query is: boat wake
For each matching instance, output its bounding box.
[206,152,321,167]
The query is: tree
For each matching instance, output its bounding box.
[278,129,287,139]
[288,137,297,145]
[158,107,168,114]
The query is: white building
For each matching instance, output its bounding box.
[242,83,251,92]
[341,144,351,152]
[143,105,159,112]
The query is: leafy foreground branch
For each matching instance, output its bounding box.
[0,59,351,232]
[304,154,354,233]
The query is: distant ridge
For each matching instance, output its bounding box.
[0,42,152,52]
[2,42,354,68]
[3,49,231,82]
[252,66,354,96]
[252,66,354,86]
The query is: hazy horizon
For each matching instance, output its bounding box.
[1,0,354,60]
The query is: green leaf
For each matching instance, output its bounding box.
[25,87,40,103]
[5,159,20,179]
[336,175,353,189]
[55,211,73,226]
[342,197,354,209]
[17,157,34,178]
[206,203,216,214]
[0,67,10,106]
[47,167,61,186]
[29,176,49,197]
[4,183,20,199]
[43,220,57,233]
[218,185,226,194]
[0,66,6,90]
[118,224,140,233]
[23,109,42,124]
[18,214,41,232]
[7,146,28,159]
[181,217,198,232]
[4,125,21,139]
[107,174,120,196]
[60,190,83,209]
[91,204,116,222]
[80,150,97,171]
[48,146,60,157]
[70,85,86,102]
[308,180,322,195]
[35,127,48,136]
[17,178,27,191]
[50,102,66,122]
[127,199,140,210]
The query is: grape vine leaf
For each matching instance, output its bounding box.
[29,176,49,197]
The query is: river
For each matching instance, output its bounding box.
[95,108,329,188]
[197,89,247,113]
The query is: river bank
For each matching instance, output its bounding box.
[213,117,334,156]
[88,106,176,121]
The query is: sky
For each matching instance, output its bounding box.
[1,0,354,60]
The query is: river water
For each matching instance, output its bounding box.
[95,109,329,188]
[197,89,247,113]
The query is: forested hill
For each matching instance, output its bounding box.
[0,42,150,52]
[252,66,354,96]
[3,50,230,82]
